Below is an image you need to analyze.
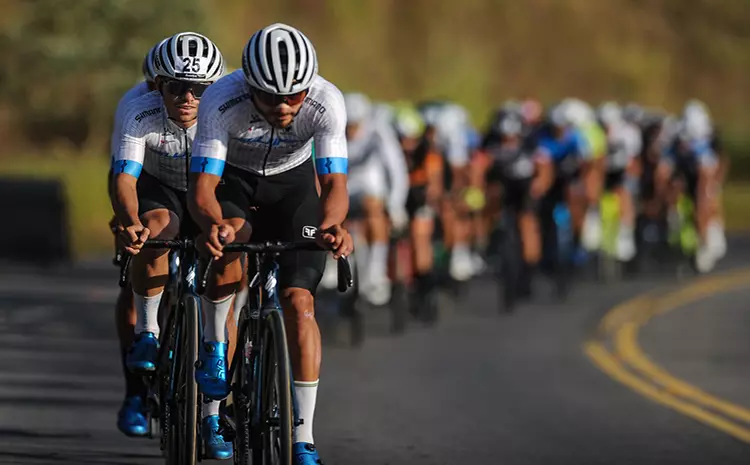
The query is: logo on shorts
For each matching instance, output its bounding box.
[302,226,317,239]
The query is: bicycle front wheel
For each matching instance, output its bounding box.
[177,294,199,465]
[253,309,293,465]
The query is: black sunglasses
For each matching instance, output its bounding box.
[162,79,211,99]
[253,89,309,107]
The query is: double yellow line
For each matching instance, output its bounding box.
[585,269,750,442]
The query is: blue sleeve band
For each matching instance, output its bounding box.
[315,157,348,175]
[112,160,142,178]
[190,157,225,176]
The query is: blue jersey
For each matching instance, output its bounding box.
[665,137,715,168]
[536,126,590,177]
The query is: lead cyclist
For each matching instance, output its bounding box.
[108,37,166,438]
[188,23,353,465]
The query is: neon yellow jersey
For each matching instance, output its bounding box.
[581,122,607,159]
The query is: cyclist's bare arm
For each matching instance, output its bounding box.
[531,154,554,199]
[112,174,140,228]
[188,172,223,232]
[318,173,349,229]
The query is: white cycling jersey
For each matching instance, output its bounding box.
[110,81,152,159]
[605,121,642,172]
[419,102,471,167]
[113,90,196,191]
[191,70,348,178]
[347,117,409,215]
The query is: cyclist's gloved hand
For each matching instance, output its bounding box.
[198,223,236,259]
[316,224,353,259]
[120,223,150,255]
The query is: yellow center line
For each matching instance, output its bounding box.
[585,268,750,442]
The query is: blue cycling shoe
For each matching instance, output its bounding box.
[126,332,159,373]
[195,341,229,400]
[201,415,234,460]
[117,395,149,437]
[293,442,324,465]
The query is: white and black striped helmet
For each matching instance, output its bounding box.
[142,39,167,83]
[242,23,318,95]
[153,32,224,82]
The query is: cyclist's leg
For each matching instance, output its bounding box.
[126,174,181,373]
[516,182,542,266]
[407,186,436,298]
[198,166,250,399]
[697,158,726,259]
[266,163,326,451]
[614,165,637,261]
[350,159,391,304]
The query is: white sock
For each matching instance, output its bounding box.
[202,399,221,419]
[201,294,234,343]
[293,380,319,444]
[368,242,388,281]
[133,291,162,338]
[451,243,470,260]
[233,287,249,325]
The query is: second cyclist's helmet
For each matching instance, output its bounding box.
[153,32,225,82]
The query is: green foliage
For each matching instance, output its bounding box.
[0,0,206,150]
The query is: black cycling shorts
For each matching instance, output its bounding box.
[605,170,626,191]
[501,179,536,213]
[406,186,428,218]
[217,158,325,294]
[136,171,198,237]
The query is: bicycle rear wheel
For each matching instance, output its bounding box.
[177,294,199,465]
[498,214,521,313]
[253,310,293,465]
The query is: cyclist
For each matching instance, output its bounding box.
[341,92,409,306]
[108,37,166,438]
[110,32,229,457]
[596,102,643,261]
[418,100,475,281]
[188,23,353,465]
[562,98,606,257]
[657,100,725,271]
[480,107,553,294]
[395,103,444,311]
[536,103,592,270]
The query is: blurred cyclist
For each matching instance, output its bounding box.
[536,103,592,268]
[339,93,409,305]
[657,100,726,271]
[392,103,445,310]
[596,102,643,261]
[562,98,606,256]
[480,107,553,293]
[418,100,475,281]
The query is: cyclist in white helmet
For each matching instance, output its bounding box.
[110,32,229,457]
[418,100,476,281]
[188,23,353,465]
[657,100,726,272]
[596,102,643,261]
[560,98,607,259]
[335,92,408,305]
[107,37,168,439]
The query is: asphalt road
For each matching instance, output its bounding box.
[1,242,750,465]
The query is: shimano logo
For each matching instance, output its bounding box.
[218,93,251,113]
[302,226,317,239]
[304,97,326,115]
[134,107,161,122]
